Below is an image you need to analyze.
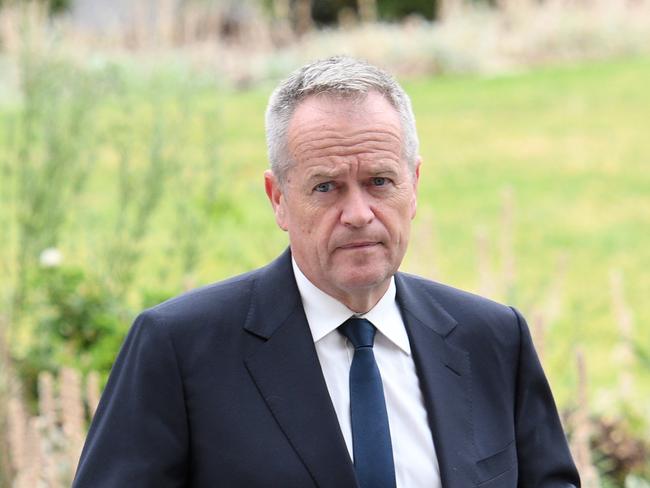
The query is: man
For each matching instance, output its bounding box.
[73,56,580,487]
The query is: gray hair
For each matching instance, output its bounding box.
[265,56,419,183]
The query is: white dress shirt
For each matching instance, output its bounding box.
[292,259,441,488]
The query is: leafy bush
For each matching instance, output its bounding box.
[18,265,127,399]
[1,43,226,405]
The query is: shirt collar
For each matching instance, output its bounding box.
[292,257,411,355]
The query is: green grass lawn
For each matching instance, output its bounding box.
[401,59,650,412]
[2,55,649,424]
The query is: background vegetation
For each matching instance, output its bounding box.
[0,0,649,486]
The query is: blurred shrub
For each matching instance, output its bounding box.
[0,0,70,14]
[591,416,649,486]
[377,0,435,20]
[1,35,226,405]
[18,265,126,399]
[4,50,106,320]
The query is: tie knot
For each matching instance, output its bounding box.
[339,318,376,349]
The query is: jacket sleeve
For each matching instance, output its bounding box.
[511,306,581,487]
[72,310,189,487]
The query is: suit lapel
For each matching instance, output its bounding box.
[243,250,358,488]
[396,273,478,488]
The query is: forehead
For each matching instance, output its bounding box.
[286,92,403,168]
[289,91,401,132]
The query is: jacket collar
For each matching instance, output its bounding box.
[243,249,359,488]
[395,272,478,487]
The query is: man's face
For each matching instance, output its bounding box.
[265,91,420,308]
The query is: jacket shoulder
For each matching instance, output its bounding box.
[133,266,267,339]
[159,269,258,315]
[397,272,523,349]
[398,272,516,320]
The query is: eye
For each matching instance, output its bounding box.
[314,182,335,193]
[371,177,388,186]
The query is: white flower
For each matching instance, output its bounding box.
[39,248,63,268]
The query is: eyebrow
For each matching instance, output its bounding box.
[304,168,342,182]
[368,167,399,176]
[304,163,400,182]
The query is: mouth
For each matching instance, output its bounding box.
[337,241,381,250]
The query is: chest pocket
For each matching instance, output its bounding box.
[475,440,517,485]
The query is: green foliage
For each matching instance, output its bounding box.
[634,341,650,370]
[312,0,357,25]
[1,50,226,399]
[0,0,71,14]
[21,266,126,380]
[2,50,105,324]
[377,0,436,20]
[591,416,650,486]
[47,0,70,13]
[310,0,437,23]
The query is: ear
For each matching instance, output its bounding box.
[264,170,289,231]
[410,156,422,219]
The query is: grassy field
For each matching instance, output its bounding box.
[2,55,649,425]
[404,58,650,410]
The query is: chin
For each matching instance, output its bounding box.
[334,267,392,291]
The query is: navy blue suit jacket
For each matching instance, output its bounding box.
[73,249,579,487]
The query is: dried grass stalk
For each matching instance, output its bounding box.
[38,371,56,429]
[0,314,14,485]
[499,186,516,300]
[295,0,313,36]
[85,371,101,419]
[530,311,546,362]
[0,0,48,54]
[476,226,497,298]
[358,0,378,23]
[60,367,86,470]
[7,395,28,474]
[570,348,600,488]
[8,367,99,486]
[530,253,568,362]
[610,269,635,398]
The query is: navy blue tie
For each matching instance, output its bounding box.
[339,318,397,488]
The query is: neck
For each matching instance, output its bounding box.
[291,256,392,314]
[331,282,390,314]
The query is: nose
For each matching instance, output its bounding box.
[340,187,374,228]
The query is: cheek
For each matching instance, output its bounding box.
[289,207,321,242]
[302,209,339,248]
[383,194,415,224]
[298,223,314,238]
[398,189,418,220]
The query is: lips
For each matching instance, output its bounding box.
[338,241,381,249]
